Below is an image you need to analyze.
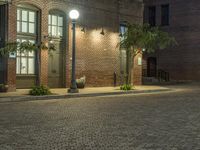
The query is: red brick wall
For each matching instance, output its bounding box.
[133,54,143,85]
[6,0,143,91]
[39,49,48,86]
[6,3,17,91]
[68,24,121,87]
[144,0,200,81]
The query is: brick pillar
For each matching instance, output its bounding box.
[39,49,48,86]
[6,58,16,91]
[132,53,143,85]
[6,3,17,91]
[40,7,48,87]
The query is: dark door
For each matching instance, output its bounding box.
[0,57,5,84]
[0,5,6,84]
[147,57,157,77]
[48,40,64,88]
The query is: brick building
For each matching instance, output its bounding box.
[143,0,200,82]
[0,0,143,91]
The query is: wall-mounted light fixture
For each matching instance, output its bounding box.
[43,34,54,48]
[100,28,105,36]
[119,33,123,37]
[142,48,146,52]
[44,34,53,42]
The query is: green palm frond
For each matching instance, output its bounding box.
[120,23,177,54]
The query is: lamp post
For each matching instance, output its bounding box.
[68,9,79,93]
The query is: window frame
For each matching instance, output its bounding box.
[148,6,156,26]
[16,38,36,75]
[119,23,128,43]
[48,14,64,38]
[161,4,170,26]
[17,7,37,35]
[16,6,38,76]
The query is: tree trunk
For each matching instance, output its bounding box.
[126,49,135,85]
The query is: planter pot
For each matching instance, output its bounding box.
[76,76,86,89]
[76,82,85,89]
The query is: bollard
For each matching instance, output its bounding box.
[114,72,117,87]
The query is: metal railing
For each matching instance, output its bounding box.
[157,69,170,82]
[142,69,170,82]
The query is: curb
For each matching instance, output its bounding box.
[0,89,172,103]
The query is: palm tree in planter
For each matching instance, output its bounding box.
[0,39,56,86]
[119,23,177,86]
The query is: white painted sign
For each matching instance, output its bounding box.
[138,57,142,66]
[9,52,16,58]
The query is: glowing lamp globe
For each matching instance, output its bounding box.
[69,10,79,20]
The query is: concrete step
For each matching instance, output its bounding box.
[143,77,159,84]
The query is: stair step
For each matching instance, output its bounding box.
[143,77,159,83]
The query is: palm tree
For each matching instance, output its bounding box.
[120,23,177,85]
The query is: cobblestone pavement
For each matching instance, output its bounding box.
[1,85,200,150]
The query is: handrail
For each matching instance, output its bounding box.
[142,69,170,82]
[157,69,170,82]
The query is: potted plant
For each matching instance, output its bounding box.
[0,84,9,93]
[76,76,86,89]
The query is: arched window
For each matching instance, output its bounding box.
[16,5,38,75]
[48,11,64,38]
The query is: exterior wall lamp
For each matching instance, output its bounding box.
[68,9,79,93]
[100,28,105,35]
[81,27,86,33]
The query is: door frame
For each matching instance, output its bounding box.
[147,57,157,77]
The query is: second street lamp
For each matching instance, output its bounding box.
[68,9,79,93]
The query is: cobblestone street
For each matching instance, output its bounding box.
[0,85,200,150]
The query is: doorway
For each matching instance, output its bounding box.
[147,57,157,77]
[48,40,64,88]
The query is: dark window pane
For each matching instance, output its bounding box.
[161,4,169,26]
[148,6,156,26]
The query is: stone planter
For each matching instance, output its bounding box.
[76,76,86,89]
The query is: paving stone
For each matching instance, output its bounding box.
[0,85,200,149]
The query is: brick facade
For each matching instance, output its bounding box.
[143,0,200,82]
[1,0,143,91]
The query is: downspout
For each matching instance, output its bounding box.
[4,3,9,85]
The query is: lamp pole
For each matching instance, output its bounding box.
[68,10,79,93]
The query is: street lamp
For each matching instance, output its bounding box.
[68,9,80,93]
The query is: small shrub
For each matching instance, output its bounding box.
[29,85,51,96]
[0,84,8,92]
[120,84,133,91]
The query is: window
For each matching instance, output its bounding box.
[17,9,36,34]
[161,4,169,26]
[119,24,128,76]
[120,24,128,42]
[148,6,156,26]
[16,39,35,75]
[48,14,64,37]
[16,7,37,75]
